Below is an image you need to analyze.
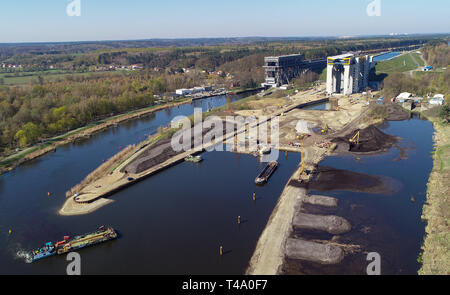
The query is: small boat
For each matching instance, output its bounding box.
[184,155,203,163]
[255,161,278,184]
[30,242,57,262]
[258,145,271,155]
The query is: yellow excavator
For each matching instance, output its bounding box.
[299,138,306,177]
[348,131,360,151]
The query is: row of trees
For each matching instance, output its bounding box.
[0,71,208,152]
[422,42,450,68]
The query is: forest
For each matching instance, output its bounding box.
[0,36,444,154]
[381,41,449,106]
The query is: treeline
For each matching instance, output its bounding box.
[0,71,208,153]
[422,42,450,68]
[382,70,449,99]
[382,42,450,99]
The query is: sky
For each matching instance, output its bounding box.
[0,0,448,43]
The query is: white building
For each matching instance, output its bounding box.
[175,89,193,96]
[430,94,445,105]
[326,53,374,95]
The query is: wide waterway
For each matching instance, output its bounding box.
[0,94,434,274]
[0,92,301,274]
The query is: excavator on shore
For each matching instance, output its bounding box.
[348,131,360,151]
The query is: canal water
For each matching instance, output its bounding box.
[0,92,300,274]
[0,92,434,274]
[307,115,434,274]
[373,52,401,62]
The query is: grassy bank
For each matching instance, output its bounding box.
[375,52,423,74]
[419,114,450,274]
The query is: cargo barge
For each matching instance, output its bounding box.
[255,161,278,184]
[29,226,117,262]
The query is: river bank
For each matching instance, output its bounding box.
[0,98,192,176]
[419,118,450,274]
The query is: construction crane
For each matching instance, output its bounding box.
[348,131,360,151]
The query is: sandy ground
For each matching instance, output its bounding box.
[246,184,307,274]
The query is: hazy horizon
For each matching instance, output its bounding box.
[0,0,449,43]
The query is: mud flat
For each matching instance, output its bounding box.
[247,100,407,275]
[285,238,345,265]
[294,166,401,195]
[293,213,351,235]
[304,195,338,207]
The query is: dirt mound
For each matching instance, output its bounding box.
[289,166,401,195]
[332,125,398,153]
[385,104,411,121]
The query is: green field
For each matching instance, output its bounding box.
[0,70,124,85]
[376,52,425,74]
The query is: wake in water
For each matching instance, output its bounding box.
[15,250,32,264]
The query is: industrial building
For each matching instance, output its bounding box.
[263,54,305,87]
[262,54,326,87]
[326,53,375,95]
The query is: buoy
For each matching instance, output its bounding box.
[238,216,241,225]
[252,192,256,201]
[219,246,223,256]
[411,195,415,202]
[48,192,50,196]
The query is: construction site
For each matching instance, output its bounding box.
[58,74,420,270]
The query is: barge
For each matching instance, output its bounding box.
[255,161,278,184]
[29,226,117,262]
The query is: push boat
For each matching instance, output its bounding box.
[29,226,117,262]
[255,161,278,184]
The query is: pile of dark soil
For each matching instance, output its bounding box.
[289,166,400,195]
[332,125,398,153]
[126,122,228,174]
